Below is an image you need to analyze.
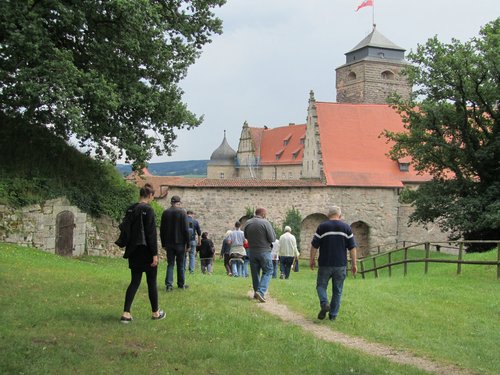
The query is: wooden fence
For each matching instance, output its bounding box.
[355,240,500,279]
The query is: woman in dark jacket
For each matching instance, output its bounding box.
[120,184,165,323]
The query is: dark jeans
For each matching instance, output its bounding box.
[280,256,295,279]
[272,259,279,278]
[223,253,231,274]
[316,266,347,317]
[124,266,158,313]
[165,245,186,288]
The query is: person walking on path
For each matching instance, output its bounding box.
[198,232,215,274]
[228,221,246,277]
[309,206,357,321]
[271,239,280,278]
[244,208,276,302]
[278,226,300,279]
[160,195,190,291]
[220,230,233,275]
[120,184,165,323]
[185,210,201,274]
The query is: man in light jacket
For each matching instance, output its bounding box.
[278,226,299,279]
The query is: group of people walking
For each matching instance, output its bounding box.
[119,184,358,324]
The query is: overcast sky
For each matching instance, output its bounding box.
[149,0,500,163]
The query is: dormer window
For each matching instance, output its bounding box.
[283,134,292,147]
[397,158,410,172]
[276,149,284,160]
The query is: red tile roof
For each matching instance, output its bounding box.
[315,102,429,187]
[131,176,325,196]
[248,123,306,165]
[126,167,152,180]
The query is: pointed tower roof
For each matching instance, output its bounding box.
[208,130,236,165]
[340,26,407,67]
[348,26,405,53]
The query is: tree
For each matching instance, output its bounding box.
[283,207,302,250]
[0,0,225,169]
[385,18,500,250]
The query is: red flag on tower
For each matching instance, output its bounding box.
[356,0,373,12]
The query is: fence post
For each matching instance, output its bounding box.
[457,242,464,275]
[425,242,430,275]
[373,258,378,278]
[360,260,365,279]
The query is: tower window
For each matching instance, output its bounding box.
[347,72,357,81]
[381,70,395,80]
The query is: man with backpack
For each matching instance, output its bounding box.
[185,210,201,274]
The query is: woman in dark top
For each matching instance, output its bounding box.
[121,183,165,323]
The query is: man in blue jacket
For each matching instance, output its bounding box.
[309,206,357,321]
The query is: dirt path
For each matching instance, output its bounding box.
[249,292,474,375]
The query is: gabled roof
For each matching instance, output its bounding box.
[315,102,429,187]
[248,123,306,165]
[248,127,264,155]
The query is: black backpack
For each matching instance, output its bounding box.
[115,204,146,257]
[188,219,195,240]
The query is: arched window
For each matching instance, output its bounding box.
[347,71,357,81]
[381,70,395,80]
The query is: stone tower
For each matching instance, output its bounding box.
[335,26,411,104]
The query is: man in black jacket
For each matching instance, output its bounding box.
[160,195,190,291]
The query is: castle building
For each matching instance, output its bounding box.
[137,28,446,257]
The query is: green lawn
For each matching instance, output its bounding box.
[0,244,498,374]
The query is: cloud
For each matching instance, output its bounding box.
[147,0,500,163]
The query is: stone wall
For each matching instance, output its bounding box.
[0,188,449,259]
[0,197,122,257]
[336,60,410,104]
[156,185,449,258]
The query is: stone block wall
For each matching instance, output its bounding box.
[0,188,449,259]
[0,197,122,257]
[336,60,410,104]
[156,185,449,258]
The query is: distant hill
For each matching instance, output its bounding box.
[117,160,208,177]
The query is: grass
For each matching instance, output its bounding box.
[272,250,500,375]
[0,244,498,374]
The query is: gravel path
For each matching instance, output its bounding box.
[249,291,474,375]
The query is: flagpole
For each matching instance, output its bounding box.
[372,0,375,28]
